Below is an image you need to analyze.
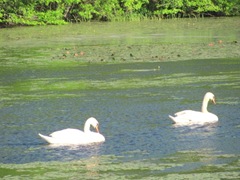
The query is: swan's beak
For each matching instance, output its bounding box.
[212,97,216,104]
[95,124,100,133]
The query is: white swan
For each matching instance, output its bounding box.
[169,92,218,125]
[39,117,105,145]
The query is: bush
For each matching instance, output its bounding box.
[0,0,239,26]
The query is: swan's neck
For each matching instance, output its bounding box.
[84,122,91,133]
[201,95,209,113]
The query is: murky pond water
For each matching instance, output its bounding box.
[0,18,240,179]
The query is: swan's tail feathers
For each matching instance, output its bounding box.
[38,133,54,144]
[169,115,176,123]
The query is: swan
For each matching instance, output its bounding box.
[169,92,218,125]
[38,117,105,145]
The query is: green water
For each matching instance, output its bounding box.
[1,151,239,179]
[0,18,240,179]
[0,17,239,66]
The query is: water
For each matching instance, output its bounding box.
[0,18,240,179]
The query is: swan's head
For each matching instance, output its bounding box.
[205,92,216,104]
[86,117,100,133]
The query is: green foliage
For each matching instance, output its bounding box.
[77,2,96,21]
[0,0,66,25]
[154,0,184,18]
[215,0,240,15]
[94,0,124,21]
[0,0,239,26]
[182,0,221,17]
[120,0,149,20]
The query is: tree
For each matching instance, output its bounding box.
[0,0,239,26]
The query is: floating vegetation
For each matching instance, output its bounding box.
[0,150,239,179]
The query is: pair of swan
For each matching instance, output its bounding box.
[169,92,218,125]
[39,117,105,145]
[39,92,218,145]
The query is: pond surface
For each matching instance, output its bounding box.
[0,18,240,179]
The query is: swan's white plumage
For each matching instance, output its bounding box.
[169,92,219,125]
[39,117,105,145]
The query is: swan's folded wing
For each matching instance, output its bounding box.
[50,128,84,138]
[87,132,105,142]
[174,110,195,116]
